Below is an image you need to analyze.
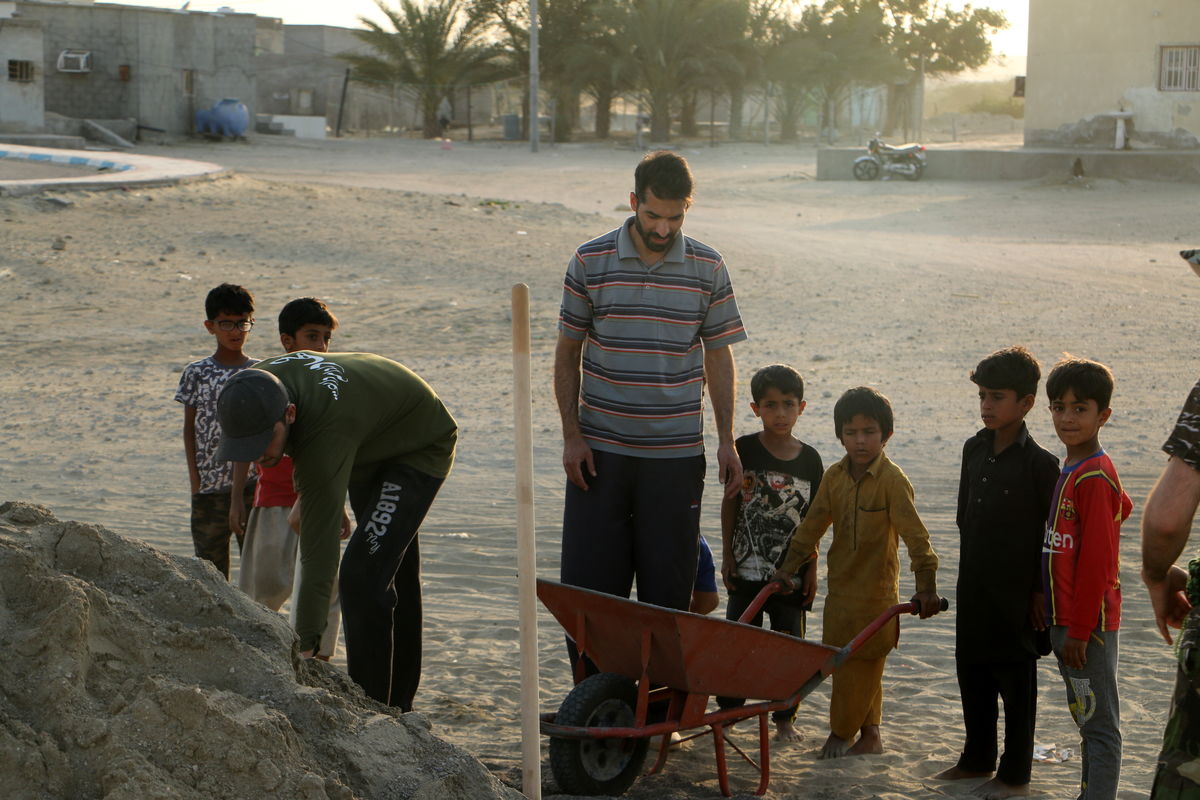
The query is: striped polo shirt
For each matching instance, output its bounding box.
[558,217,747,458]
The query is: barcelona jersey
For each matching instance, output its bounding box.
[1041,450,1132,640]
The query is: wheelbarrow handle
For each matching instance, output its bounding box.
[735,577,802,624]
[906,595,951,616]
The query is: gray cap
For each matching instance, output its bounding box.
[216,369,290,463]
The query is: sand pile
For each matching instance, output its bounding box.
[0,501,520,800]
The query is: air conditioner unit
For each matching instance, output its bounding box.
[57,50,92,73]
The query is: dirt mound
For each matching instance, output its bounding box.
[0,501,520,800]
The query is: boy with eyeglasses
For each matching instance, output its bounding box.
[175,282,259,578]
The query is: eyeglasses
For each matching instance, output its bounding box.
[214,319,254,331]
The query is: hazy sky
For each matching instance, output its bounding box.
[113,0,1030,60]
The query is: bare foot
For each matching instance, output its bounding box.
[934,766,994,781]
[847,725,883,756]
[774,719,802,743]
[819,733,850,759]
[972,778,1029,799]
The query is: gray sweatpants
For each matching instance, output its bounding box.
[1050,626,1122,800]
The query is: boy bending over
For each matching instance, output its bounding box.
[773,386,940,758]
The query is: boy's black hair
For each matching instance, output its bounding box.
[634,150,694,204]
[278,297,339,337]
[833,386,894,440]
[750,364,805,404]
[205,283,254,320]
[1046,357,1115,410]
[970,345,1042,398]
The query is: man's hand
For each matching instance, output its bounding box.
[1144,563,1192,645]
[1061,636,1088,670]
[914,591,942,619]
[1030,591,1047,631]
[770,567,795,594]
[1142,455,1200,644]
[801,568,817,607]
[340,508,353,541]
[716,440,743,500]
[720,559,737,592]
[229,501,247,536]
[563,434,596,491]
[288,498,301,535]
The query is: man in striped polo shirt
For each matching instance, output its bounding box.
[554,150,747,637]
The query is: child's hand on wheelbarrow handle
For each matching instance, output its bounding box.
[909,592,950,619]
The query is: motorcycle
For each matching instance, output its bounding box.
[852,136,927,181]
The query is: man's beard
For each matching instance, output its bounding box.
[634,216,677,253]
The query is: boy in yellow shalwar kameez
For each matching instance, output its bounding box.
[774,386,941,758]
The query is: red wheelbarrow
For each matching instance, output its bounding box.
[537,578,947,797]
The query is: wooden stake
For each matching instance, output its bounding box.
[512,283,541,799]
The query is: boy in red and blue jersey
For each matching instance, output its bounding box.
[1042,357,1132,800]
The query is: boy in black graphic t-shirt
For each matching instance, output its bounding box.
[720,364,823,741]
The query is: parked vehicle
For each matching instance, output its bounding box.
[853,136,926,181]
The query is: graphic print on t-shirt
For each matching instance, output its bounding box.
[732,469,815,581]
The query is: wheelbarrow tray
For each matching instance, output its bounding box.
[538,579,838,701]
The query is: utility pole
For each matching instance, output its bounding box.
[529,0,540,152]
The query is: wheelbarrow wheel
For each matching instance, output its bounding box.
[549,672,649,796]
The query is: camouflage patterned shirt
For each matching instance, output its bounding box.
[1164,380,1200,471]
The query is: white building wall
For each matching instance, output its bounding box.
[0,18,45,130]
[1026,0,1200,147]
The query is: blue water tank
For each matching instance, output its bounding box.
[195,98,249,138]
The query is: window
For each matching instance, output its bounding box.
[182,68,194,95]
[1160,46,1200,92]
[8,60,34,82]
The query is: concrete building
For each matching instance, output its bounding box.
[0,10,45,131]
[255,22,372,129]
[1026,0,1200,148]
[6,0,257,136]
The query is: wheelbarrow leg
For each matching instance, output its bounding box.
[755,712,771,796]
[712,722,732,797]
[710,712,772,797]
[647,689,685,776]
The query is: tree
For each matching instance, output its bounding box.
[763,7,812,141]
[344,0,502,138]
[624,0,749,141]
[723,0,787,139]
[477,0,616,142]
[791,0,896,142]
[882,0,1007,135]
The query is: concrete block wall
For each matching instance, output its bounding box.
[14,1,257,135]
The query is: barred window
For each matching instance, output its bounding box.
[1161,46,1200,91]
[8,60,34,82]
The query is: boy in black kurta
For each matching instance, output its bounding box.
[936,347,1059,798]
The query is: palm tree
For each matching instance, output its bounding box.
[344,0,502,138]
[477,0,620,142]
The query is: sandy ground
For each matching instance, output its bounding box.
[2,132,1199,799]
